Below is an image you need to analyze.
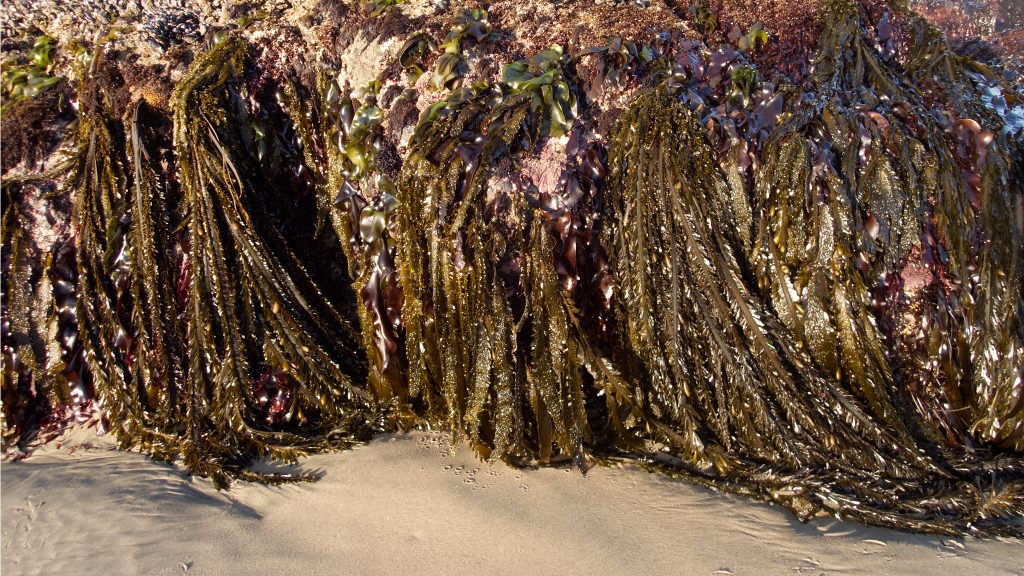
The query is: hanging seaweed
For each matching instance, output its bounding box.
[69,49,142,455]
[587,0,1024,533]
[2,0,1022,538]
[166,35,372,484]
[393,43,597,464]
[0,192,69,451]
[53,36,375,486]
[788,0,1024,451]
[318,75,408,406]
[892,8,1024,451]
[126,98,185,444]
[599,84,1023,535]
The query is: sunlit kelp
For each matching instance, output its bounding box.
[2,0,1022,536]
[69,49,146,456]
[316,74,407,407]
[53,37,374,486]
[590,0,1023,533]
[896,9,1024,451]
[127,98,184,440]
[380,41,630,464]
[600,85,1024,535]
[393,42,600,464]
[796,0,1024,451]
[0,196,66,450]
[167,36,372,484]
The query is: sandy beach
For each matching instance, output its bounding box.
[2,428,1021,576]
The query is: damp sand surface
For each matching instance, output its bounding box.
[2,428,1022,576]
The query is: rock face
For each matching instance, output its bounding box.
[2,1,1023,536]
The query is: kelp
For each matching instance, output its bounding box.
[1,193,66,450]
[429,9,490,91]
[394,80,593,464]
[891,7,1024,453]
[127,98,184,441]
[69,51,139,455]
[300,70,409,408]
[794,0,1024,451]
[2,0,1022,537]
[167,35,371,483]
[59,37,373,486]
[1,34,62,112]
[590,0,1022,534]
[328,78,405,404]
[601,86,1021,536]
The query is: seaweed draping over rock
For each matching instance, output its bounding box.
[1,0,1022,535]
[27,37,375,487]
[168,37,374,485]
[600,87,1021,536]
[394,80,593,465]
[803,0,1024,452]
[0,198,71,446]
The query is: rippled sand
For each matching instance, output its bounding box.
[2,428,1022,576]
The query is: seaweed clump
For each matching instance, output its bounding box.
[589,0,1022,535]
[53,37,373,486]
[394,51,594,465]
[600,87,1020,535]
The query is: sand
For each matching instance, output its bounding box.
[2,428,1022,576]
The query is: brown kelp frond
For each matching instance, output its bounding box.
[69,52,142,453]
[5,0,1022,537]
[600,87,1022,535]
[59,36,372,486]
[394,48,593,465]
[1,191,70,451]
[751,130,913,444]
[168,35,371,484]
[314,74,408,407]
[524,214,592,468]
[127,99,186,437]
[66,47,219,474]
[429,8,490,91]
[800,0,1024,451]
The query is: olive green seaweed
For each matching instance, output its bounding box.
[60,38,373,486]
[394,81,592,463]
